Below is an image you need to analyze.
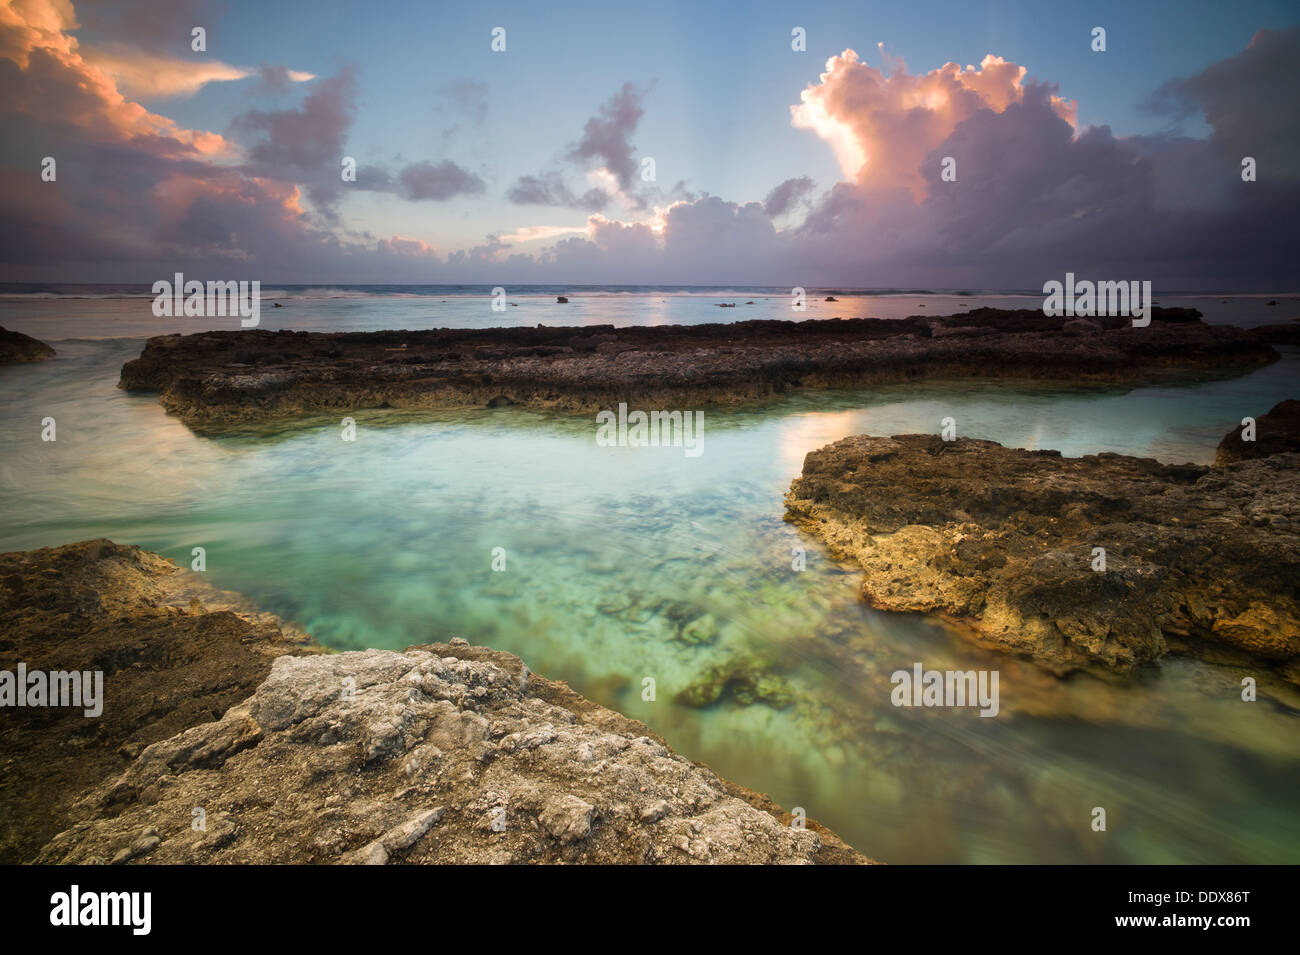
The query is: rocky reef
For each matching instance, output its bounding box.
[2,541,867,865]
[1216,399,1300,464]
[117,308,1275,430]
[1253,317,1300,346]
[0,326,55,363]
[784,424,1300,684]
[0,540,319,863]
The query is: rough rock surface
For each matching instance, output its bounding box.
[785,435,1300,682]
[1253,319,1300,346]
[117,308,1274,430]
[0,540,319,863]
[4,541,866,864]
[37,642,868,864]
[0,326,55,364]
[1216,399,1300,464]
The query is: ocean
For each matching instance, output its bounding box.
[1,285,1297,862]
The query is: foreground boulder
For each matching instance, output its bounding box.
[0,540,319,863]
[117,308,1274,431]
[0,326,54,363]
[785,435,1300,682]
[38,642,867,864]
[4,540,866,864]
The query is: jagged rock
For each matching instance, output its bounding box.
[6,543,869,864]
[116,309,1275,431]
[785,434,1300,681]
[0,326,55,363]
[0,540,319,863]
[1253,319,1300,346]
[36,642,869,864]
[539,795,594,843]
[1216,399,1300,463]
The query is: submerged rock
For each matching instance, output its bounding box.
[676,660,795,709]
[785,433,1300,682]
[0,326,55,364]
[6,541,867,864]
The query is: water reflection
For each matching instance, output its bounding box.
[0,338,1297,862]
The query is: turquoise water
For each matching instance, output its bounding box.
[1,301,1298,863]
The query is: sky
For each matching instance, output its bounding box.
[1,0,1298,288]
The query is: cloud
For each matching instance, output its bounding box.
[507,82,654,212]
[231,68,485,213]
[76,44,315,100]
[250,64,319,95]
[46,0,312,100]
[378,235,437,257]
[0,1,446,282]
[438,79,488,123]
[566,81,650,194]
[496,224,589,245]
[792,47,1076,198]
[506,171,609,211]
[397,160,486,201]
[234,68,356,179]
[1,5,1296,290]
[764,176,815,217]
[486,35,1298,288]
[68,0,214,49]
[79,46,256,98]
[1147,26,1300,178]
[0,1,227,155]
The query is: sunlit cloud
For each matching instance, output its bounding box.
[497,224,589,244]
[84,46,313,99]
[792,47,1078,198]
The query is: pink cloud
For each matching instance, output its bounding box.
[792,47,1077,199]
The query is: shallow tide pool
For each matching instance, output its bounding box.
[1,331,1298,863]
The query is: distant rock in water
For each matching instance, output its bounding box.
[7,540,869,865]
[556,296,568,303]
[786,433,1300,685]
[824,296,838,302]
[1252,319,1300,346]
[116,308,1277,431]
[1217,399,1300,464]
[0,326,55,364]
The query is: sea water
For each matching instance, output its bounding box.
[0,287,1297,863]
